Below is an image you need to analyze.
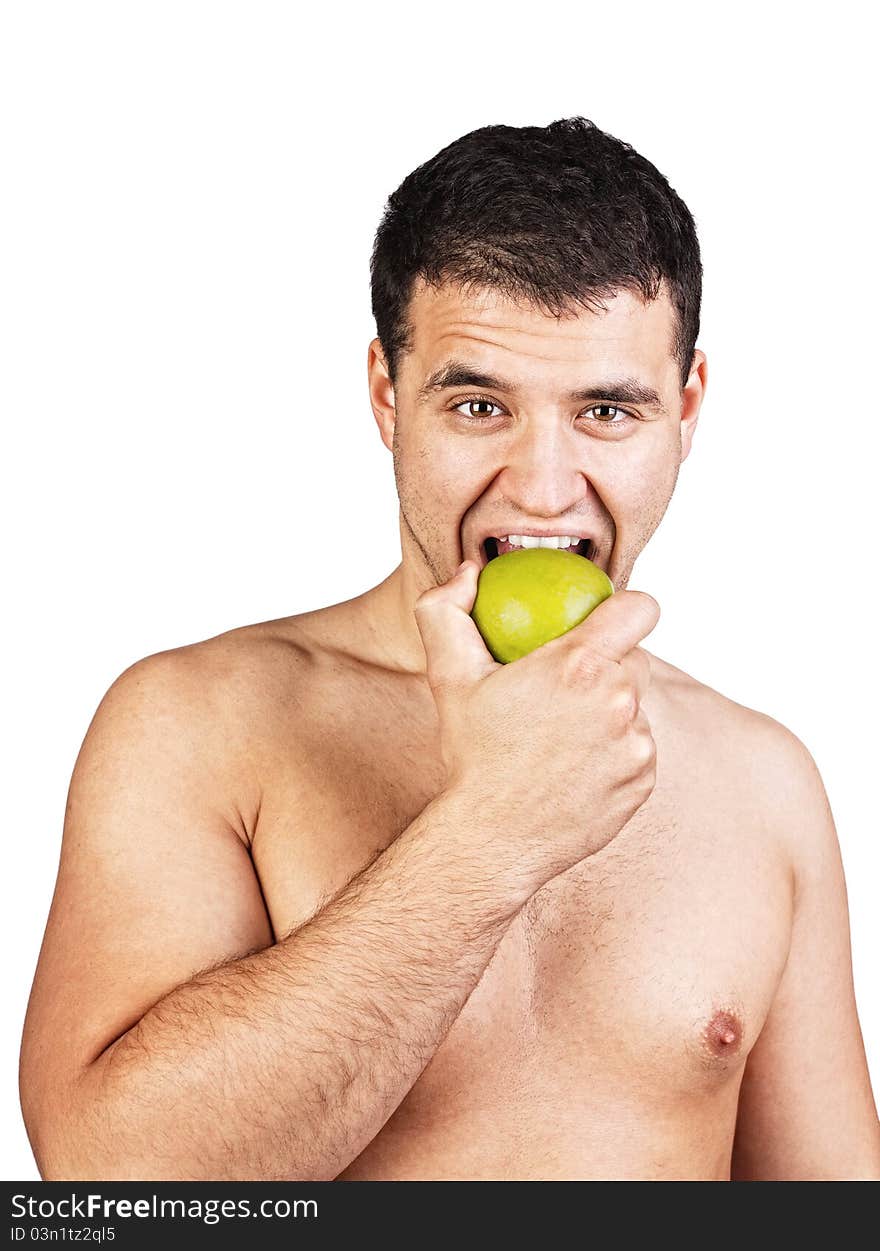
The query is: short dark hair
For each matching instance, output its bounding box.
[370,117,702,389]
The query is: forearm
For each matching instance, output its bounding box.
[49,790,525,1181]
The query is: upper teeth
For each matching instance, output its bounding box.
[499,535,582,549]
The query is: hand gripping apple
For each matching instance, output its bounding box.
[414,559,660,900]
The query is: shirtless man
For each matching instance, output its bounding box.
[20,117,880,1181]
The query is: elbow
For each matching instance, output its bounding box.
[20,1073,165,1182]
[21,1111,101,1183]
[19,1073,71,1180]
[22,1109,137,1182]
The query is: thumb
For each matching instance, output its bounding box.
[562,588,661,664]
[414,560,497,693]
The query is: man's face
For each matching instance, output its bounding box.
[369,278,705,593]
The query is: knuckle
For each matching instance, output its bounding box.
[631,647,652,685]
[634,731,657,769]
[611,685,640,728]
[637,770,656,802]
[562,646,605,686]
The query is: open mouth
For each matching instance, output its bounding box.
[482,536,594,564]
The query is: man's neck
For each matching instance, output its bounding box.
[347,562,433,677]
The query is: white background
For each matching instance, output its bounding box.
[2,1,877,1179]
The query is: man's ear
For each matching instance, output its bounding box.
[679,349,707,464]
[368,338,396,452]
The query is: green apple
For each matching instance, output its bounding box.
[471,547,614,663]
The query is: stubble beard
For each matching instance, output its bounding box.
[392,427,448,587]
[612,452,682,591]
[391,425,683,594]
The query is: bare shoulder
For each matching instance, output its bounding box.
[648,649,808,747]
[90,611,337,842]
[115,609,337,717]
[646,650,836,871]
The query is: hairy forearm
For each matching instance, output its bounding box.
[48,791,525,1181]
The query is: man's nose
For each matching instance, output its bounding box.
[495,419,590,517]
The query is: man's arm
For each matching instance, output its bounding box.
[19,650,524,1181]
[731,724,880,1180]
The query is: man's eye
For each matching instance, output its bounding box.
[588,404,626,423]
[450,398,634,426]
[453,397,503,420]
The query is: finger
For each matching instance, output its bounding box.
[563,590,660,665]
[621,646,653,704]
[414,560,498,691]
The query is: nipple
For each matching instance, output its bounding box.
[704,1009,743,1057]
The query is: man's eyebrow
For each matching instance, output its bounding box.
[417,360,667,411]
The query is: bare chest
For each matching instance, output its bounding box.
[250,671,793,1176]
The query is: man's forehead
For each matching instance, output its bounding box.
[404,277,677,380]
